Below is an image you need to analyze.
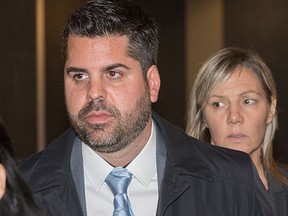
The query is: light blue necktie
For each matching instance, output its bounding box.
[105,168,134,216]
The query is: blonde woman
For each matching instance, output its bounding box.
[187,47,288,215]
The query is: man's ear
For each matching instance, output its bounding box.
[146,65,161,103]
[0,164,6,200]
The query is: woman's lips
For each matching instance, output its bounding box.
[227,133,247,142]
[227,133,246,138]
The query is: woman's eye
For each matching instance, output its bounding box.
[244,99,256,104]
[212,102,224,108]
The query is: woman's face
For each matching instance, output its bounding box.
[203,68,276,161]
[0,163,6,200]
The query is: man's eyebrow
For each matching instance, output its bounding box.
[105,63,131,71]
[66,63,131,74]
[66,67,87,73]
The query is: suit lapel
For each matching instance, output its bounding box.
[70,137,87,216]
[155,121,166,190]
[28,129,84,216]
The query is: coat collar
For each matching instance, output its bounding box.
[152,112,213,215]
[152,111,213,181]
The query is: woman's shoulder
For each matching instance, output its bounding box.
[278,162,288,177]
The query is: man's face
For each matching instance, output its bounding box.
[64,35,160,153]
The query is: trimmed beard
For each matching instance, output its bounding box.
[68,89,151,153]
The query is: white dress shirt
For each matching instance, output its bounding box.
[83,121,158,215]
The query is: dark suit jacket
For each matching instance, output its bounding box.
[19,112,276,215]
[268,168,288,216]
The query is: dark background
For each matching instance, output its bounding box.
[0,0,287,163]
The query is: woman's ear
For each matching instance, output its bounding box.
[0,163,6,200]
[267,96,277,124]
[146,65,161,103]
[202,118,208,128]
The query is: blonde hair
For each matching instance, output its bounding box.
[186,47,288,184]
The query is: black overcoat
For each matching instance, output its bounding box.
[19,112,275,215]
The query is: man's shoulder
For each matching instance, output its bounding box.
[152,112,254,184]
[19,128,76,180]
[183,134,254,185]
[19,150,44,175]
[200,143,254,181]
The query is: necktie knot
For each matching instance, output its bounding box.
[105,168,132,195]
[105,168,134,216]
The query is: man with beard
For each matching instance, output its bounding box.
[19,0,275,215]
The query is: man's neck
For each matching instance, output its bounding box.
[96,119,152,167]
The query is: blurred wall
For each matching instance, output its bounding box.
[224,0,288,163]
[185,0,223,100]
[0,1,36,159]
[45,0,85,146]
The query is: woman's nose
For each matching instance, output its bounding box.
[227,106,244,125]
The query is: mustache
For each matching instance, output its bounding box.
[78,100,118,120]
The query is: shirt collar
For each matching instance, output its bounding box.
[82,143,113,191]
[127,121,156,188]
[82,121,156,190]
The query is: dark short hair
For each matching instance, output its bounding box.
[62,0,159,74]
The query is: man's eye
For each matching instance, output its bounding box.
[212,102,224,108]
[107,71,122,78]
[73,73,88,81]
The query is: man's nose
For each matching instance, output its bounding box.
[87,78,107,101]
